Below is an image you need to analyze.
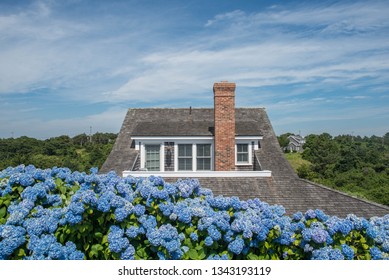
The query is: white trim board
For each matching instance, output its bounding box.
[122,170,272,178]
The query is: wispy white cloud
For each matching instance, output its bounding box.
[1,106,127,139]
[1,0,388,137]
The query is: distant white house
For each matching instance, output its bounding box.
[286,135,305,152]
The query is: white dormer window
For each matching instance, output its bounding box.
[178,144,193,171]
[236,143,249,164]
[197,144,212,170]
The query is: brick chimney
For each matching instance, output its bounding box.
[213,81,236,171]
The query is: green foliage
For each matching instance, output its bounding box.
[0,133,117,172]
[295,132,389,206]
[1,166,388,260]
[277,132,293,149]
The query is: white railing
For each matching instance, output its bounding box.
[122,170,272,178]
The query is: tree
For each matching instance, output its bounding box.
[277,133,293,151]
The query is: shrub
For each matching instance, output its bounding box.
[0,165,388,260]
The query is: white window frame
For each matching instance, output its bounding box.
[196,143,212,171]
[177,143,194,171]
[174,140,214,172]
[133,136,213,172]
[235,141,252,165]
[140,141,164,172]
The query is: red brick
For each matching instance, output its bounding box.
[213,81,236,171]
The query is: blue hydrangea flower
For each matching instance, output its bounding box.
[311,228,329,244]
[133,204,146,216]
[176,179,199,198]
[292,212,303,221]
[139,215,157,231]
[26,234,84,260]
[126,226,143,239]
[68,201,85,215]
[341,244,354,260]
[45,194,62,206]
[21,183,47,202]
[315,209,329,222]
[338,220,353,236]
[108,226,129,253]
[121,244,135,260]
[228,237,244,255]
[90,167,98,174]
[158,202,173,216]
[114,202,134,222]
[0,225,26,259]
[305,209,316,219]
[19,173,35,187]
[63,241,85,260]
[204,236,214,247]
[190,232,198,241]
[165,240,181,253]
[157,251,166,260]
[207,225,222,241]
[311,246,344,260]
[370,247,383,260]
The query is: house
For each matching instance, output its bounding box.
[287,135,305,152]
[101,81,389,218]
[126,82,266,176]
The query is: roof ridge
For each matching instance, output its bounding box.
[127,107,265,110]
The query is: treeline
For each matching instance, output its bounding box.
[288,133,389,206]
[0,133,117,172]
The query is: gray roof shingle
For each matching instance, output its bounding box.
[101,107,389,218]
[131,120,262,137]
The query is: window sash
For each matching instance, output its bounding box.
[178,144,193,170]
[145,145,160,171]
[197,144,211,170]
[236,144,249,163]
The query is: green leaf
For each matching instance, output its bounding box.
[0,207,6,218]
[94,232,103,239]
[247,252,259,260]
[188,249,199,260]
[195,245,203,251]
[102,234,108,245]
[92,244,104,251]
[185,227,194,235]
[17,248,26,257]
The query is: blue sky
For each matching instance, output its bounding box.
[0,0,388,139]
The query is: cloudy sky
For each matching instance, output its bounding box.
[0,0,388,139]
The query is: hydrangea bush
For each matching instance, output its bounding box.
[1,165,388,260]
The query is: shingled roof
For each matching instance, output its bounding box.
[131,120,262,137]
[101,108,389,218]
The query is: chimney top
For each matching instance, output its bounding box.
[213,81,236,96]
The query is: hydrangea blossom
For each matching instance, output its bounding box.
[0,225,26,259]
[108,226,129,254]
[228,237,244,255]
[1,165,389,260]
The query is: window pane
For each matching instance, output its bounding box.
[178,144,193,170]
[179,144,192,157]
[179,158,192,170]
[237,144,248,152]
[197,158,211,170]
[197,144,211,157]
[237,153,248,163]
[237,144,249,163]
[197,144,211,170]
[145,145,160,171]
